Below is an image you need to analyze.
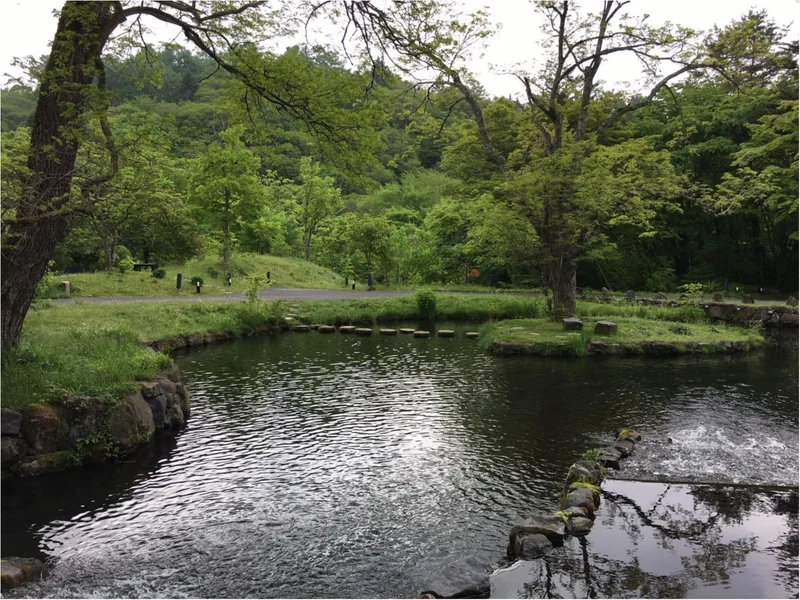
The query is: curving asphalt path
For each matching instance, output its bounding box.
[50,288,416,305]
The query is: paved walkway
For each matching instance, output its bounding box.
[51,288,415,305]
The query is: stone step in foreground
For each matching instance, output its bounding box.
[318,325,336,334]
[354,328,373,336]
[338,326,356,334]
[437,330,455,337]
[399,328,415,334]
[465,332,480,339]
[413,330,431,338]
[293,324,310,332]
[380,329,398,336]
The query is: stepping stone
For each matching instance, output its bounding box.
[338,326,356,334]
[293,324,310,332]
[354,328,373,336]
[309,324,321,330]
[563,317,583,331]
[284,316,296,323]
[465,332,479,339]
[399,328,415,334]
[413,330,431,338]
[437,329,455,337]
[380,329,397,336]
[318,325,336,333]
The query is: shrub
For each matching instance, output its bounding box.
[34,260,56,299]
[644,267,677,293]
[190,276,204,286]
[115,246,134,274]
[151,268,166,279]
[416,289,437,320]
[244,275,267,304]
[679,282,705,296]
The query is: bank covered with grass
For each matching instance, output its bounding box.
[2,293,766,409]
[45,253,346,298]
[482,317,765,356]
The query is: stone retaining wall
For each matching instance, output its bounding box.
[1,364,190,478]
[702,302,798,328]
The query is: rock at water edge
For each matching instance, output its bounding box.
[1,557,48,590]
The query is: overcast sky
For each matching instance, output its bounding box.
[1,0,797,98]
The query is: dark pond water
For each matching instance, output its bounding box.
[2,324,797,598]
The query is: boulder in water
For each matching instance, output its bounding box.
[1,557,48,590]
[566,516,593,536]
[712,292,725,302]
[561,488,597,516]
[507,514,565,557]
[741,295,755,304]
[787,296,798,307]
[516,533,553,559]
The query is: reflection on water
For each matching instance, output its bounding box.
[1,325,797,598]
[493,481,798,599]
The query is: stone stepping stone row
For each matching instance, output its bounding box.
[505,428,643,563]
[287,325,481,339]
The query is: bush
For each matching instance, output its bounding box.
[190,276,204,286]
[151,268,166,279]
[644,267,677,293]
[34,261,56,299]
[244,275,267,304]
[416,289,437,320]
[115,246,134,274]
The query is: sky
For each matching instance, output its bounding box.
[1,0,797,98]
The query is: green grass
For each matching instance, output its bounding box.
[6,294,765,408]
[298,293,546,325]
[48,253,346,298]
[1,327,172,409]
[576,300,705,322]
[481,317,765,356]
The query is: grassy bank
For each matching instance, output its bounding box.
[4,294,761,408]
[481,318,765,356]
[46,254,346,297]
[1,328,172,410]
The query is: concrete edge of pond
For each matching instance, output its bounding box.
[418,429,643,599]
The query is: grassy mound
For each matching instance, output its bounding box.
[481,317,765,356]
[48,253,345,298]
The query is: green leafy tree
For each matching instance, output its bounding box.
[347,215,393,289]
[295,157,341,261]
[190,126,264,269]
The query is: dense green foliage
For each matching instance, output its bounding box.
[1,6,796,308]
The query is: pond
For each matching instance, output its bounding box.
[2,324,797,598]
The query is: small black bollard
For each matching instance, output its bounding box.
[345,276,348,287]
[367,273,373,289]
[267,271,271,281]
[176,273,182,290]
[724,278,729,292]
[352,283,355,290]
[195,280,201,294]
[227,273,232,286]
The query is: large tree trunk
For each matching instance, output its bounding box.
[1,2,118,347]
[547,259,577,318]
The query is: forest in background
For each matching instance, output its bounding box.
[2,8,797,298]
